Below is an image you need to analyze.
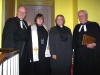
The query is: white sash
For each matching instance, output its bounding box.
[31,24,51,62]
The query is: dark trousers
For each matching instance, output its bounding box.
[30,58,51,75]
[19,58,32,75]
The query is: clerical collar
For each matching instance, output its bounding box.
[20,19,23,21]
[60,25,63,28]
[80,23,86,25]
[80,21,89,25]
[36,24,44,28]
[57,25,64,28]
[20,18,24,21]
[16,17,24,21]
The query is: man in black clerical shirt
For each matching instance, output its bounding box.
[2,6,29,75]
[73,10,100,75]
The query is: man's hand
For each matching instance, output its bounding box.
[87,43,96,49]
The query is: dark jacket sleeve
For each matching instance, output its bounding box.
[2,19,16,48]
[72,25,79,50]
[49,28,57,55]
[92,22,100,52]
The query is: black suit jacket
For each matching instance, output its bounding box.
[23,26,33,63]
[2,17,29,57]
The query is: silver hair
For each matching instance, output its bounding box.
[78,10,88,17]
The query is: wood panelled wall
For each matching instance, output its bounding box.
[5,0,15,20]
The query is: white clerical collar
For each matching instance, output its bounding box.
[79,24,87,32]
[20,19,23,20]
[58,25,63,28]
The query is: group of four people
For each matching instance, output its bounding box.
[2,6,100,75]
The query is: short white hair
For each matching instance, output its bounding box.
[78,10,88,17]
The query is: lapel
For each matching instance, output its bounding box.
[27,26,33,61]
[28,26,32,48]
[15,17,28,29]
[13,17,22,29]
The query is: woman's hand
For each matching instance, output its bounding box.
[52,55,57,60]
[87,43,96,49]
[27,21,32,26]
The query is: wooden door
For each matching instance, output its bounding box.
[24,6,53,30]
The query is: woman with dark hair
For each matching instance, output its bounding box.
[49,15,73,75]
[25,13,51,75]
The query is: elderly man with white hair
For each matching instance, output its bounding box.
[73,10,100,75]
[2,6,29,75]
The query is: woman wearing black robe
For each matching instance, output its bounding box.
[49,15,73,75]
[73,10,100,75]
